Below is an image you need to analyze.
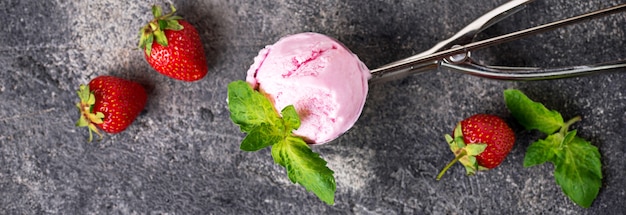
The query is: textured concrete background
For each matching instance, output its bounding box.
[1,0,625,214]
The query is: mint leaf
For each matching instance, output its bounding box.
[563,129,577,145]
[227,80,280,133]
[504,89,564,134]
[227,80,336,205]
[272,136,336,205]
[240,124,283,151]
[553,136,602,208]
[523,133,562,167]
[281,105,300,132]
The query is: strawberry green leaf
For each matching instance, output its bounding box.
[87,112,104,124]
[157,20,168,32]
[240,123,282,152]
[281,105,300,132]
[454,123,465,143]
[87,123,102,142]
[445,134,461,154]
[459,155,478,175]
[149,22,159,31]
[144,34,154,56]
[438,129,486,179]
[271,136,336,205]
[78,85,90,102]
[87,92,96,105]
[152,5,163,18]
[153,29,168,47]
[164,20,184,31]
[504,89,564,134]
[447,123,466,153]
[168,4,177,14]
[227,80,280,133]
[169,15,184,21]
[444,134,454,144]
[523,133,562,167]
[76,83,105,142]
[459,144,486,176]
[138,27,151,48]
[553,136,602,208]
[465,143,487,156]
[76,115,89,127]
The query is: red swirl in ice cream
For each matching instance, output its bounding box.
[246,33,371,144]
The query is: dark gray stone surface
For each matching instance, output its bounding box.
[1,0,625,214]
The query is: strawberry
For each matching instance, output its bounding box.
[437,114,515,180]
[139,5,207,81]
[75,76,148,141]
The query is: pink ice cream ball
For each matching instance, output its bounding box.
[246,32,371,144]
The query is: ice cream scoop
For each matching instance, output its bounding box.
[246,32,371,144]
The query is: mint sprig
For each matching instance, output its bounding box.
[504,89,602,208]
[227,80,336,205]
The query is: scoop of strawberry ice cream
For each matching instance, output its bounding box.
[246,32,370,144]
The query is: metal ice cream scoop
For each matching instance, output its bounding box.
[370,0,626,83]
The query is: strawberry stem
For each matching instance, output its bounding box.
[437,150,467,180]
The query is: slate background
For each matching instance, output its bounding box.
[1,0,625,214]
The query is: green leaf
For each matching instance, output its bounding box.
[447,123,466,153]
[169,15,184,20]
[523,133,562,167]
[153,29,168,47]
[149,22,159,31]
[157,20,168,31]
[164,20,184,31]
[138,28,151,49]
[453,122,463,138]
[77,85,90,102]
[144,34,154,56]
[444,134,454,144]
[168,4,177,14]
[87,92,96,105]
[445,134,459,153]
[457,144,485,176]
[553,136,602,208]
[76,115,88,127]
[227,80,280,133]
[271,136,336,205]
[460,155,478,175]
[152,5,163,18]
[281,105,300,131]
[87,113,104,124]
[465,143,487,156]
[563,129,577,146]
[504,89,564,134]
[240,124,282,151]
[87,123,102,142]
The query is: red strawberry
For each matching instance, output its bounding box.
[437,114,515,180]
[75,76,148,141]
[139,5,207,81]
